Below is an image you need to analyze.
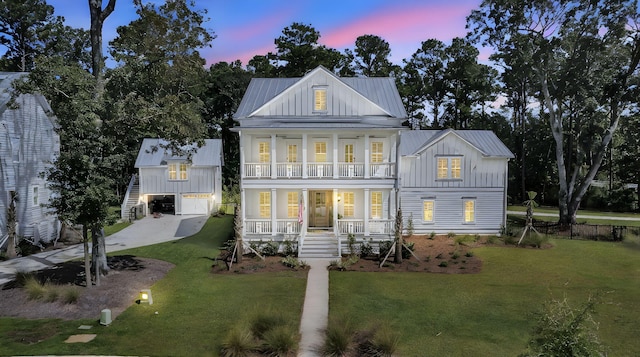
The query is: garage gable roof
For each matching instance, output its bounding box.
[135,138,223,167]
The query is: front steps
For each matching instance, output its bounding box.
[299,233,340,258]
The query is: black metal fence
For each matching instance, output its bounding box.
[530,221,638,241]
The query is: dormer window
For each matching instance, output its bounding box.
[314,87,327,112]
[168,162,188,181]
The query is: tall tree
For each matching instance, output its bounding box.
[88,0,115,94]
[274,22,344,76]
[468,0,640,223]
[349,34,395,77]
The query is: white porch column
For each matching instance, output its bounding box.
[302,134,308,179]
[271,188,277,236]
[302,188,308,235]
[271,134,277,179]
[364,188,370,236]
[241,189,246,236]
[364,134,370,178]
[239,131,245,178]
[333,133,338,178]
[332,188,338,232]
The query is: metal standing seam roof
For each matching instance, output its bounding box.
[234,67,407,119]
[135,138,223,168]
[400,129,514,158]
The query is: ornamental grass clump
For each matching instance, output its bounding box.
[220,326,256,357]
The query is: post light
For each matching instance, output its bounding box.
[139,289,153,305]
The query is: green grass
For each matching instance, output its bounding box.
[0,215,306,357]
[329,239,640,356]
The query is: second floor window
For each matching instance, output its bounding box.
[344,144,354,163]
[32,186,39,206]
[371,142,383,163]
[287,144,297,162]
[168,162,188,180]
[315,142,327,162]
[259,142,270,163]
[437,157,462,179]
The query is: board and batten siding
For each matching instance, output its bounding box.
[139,167,216,194]
[400,136,507,189]
[0,93,60,244]
[401,189,506,234]
[252,71,388,117]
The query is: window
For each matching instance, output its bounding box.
[315,142,327,162]
[168,162,187,180]
[371,191,382,219]
[32,186,39,206]
[259,192,271,218]
[344,144,354,163]
[259,142,270,163]
[314,88,327,111]
[287,192,298,218]
[437,157,462,179]
[423,200,434,222]
[343,192,354,217]
[287,144,297,162]
[371,142,383,163]
[464,200,475,223]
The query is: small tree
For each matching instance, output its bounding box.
[394,208,403,263]
[234,205,243,263]
[520,295,606,357]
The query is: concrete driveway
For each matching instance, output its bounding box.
[0,214,208,286]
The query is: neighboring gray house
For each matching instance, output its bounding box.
[398,129,514,235]
[122,138,223,217]
[0,72,60,249]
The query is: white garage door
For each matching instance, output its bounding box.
[181,194,210,215]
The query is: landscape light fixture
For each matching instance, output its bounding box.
[139,289,153,305]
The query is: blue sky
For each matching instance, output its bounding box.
[31,0,484,66]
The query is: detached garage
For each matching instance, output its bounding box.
[133,138,224,217]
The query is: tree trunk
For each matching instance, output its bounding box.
[88,0,116,95]
[234,205,243,263]
[6,192,17,259]
[394,209,403,264]
[83,225,92,288]
[91,226,110,286]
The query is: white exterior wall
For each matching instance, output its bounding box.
[0,93,60,244]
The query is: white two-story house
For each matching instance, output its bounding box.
[234,66,406,256]
[234,66,513,257]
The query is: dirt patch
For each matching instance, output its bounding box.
[0,256,174,321]
[212,235,490,274]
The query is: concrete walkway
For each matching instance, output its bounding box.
[0,214,208,286]
[298,258,332,357]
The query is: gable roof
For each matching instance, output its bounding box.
[234,66,407,119]
[135,138,223,168]
[400,129,514,158]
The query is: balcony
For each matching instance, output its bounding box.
[244,162,395,179]
[244,218,393,236]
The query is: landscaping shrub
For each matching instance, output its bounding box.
[401,241,415,259]
[44,283,59,302]
[520,233,550,248]
[454,235,475,246]
[347,233,357,256]
[249,309,286,339]
[220,326,256,357]
[360,239,373,258]
[280,256,307,269]
[282,239,297,256]
[429,231,436,240]
[378,240,393,259]
[259,241,279,256]
[61,286,80,304]
[371,324,400,357]
[438,261,448,268]
[322,321,353,357]
[261,325,297,356]
[24,276,46,300]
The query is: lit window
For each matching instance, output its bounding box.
[259,142,270,163]
[344,144,354,163]
[287,192,298,218]
[287,144,297,162]
[314,88,327,111]
[259,192,271,218]
[315,142,327,162]
[343,192,354,217]
[464,200,475,223]
[437,157,462,179]
[371,142,383,163]
[371,191,382,219]
[168,162,188,180]
[32,186,39,206]
[423,200,434,222]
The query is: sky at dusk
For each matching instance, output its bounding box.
[36,0,484,66]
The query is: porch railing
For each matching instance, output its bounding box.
[244,219,301,235]
[307,163,333,178]
[244,162,395,178]
[370,163,395,178]
[245,219,272,234]
[276,163,303,178]
[368,219,394,234]
[244,163,271,178]
[276,219,301,234]
[338,163,364,177]
[336,219,394,235]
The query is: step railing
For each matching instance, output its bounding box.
[120,174,138,220]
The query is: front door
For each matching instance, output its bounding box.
[309,190,333,228]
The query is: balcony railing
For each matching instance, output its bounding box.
[336,219,393,235]
[244,162,395,178]
[245,219,301,235]
[245,218,392,236]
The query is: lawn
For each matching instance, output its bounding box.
[0,215,307,357]
[329,238,640,356]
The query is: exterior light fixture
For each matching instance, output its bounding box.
[139,289,153,305]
